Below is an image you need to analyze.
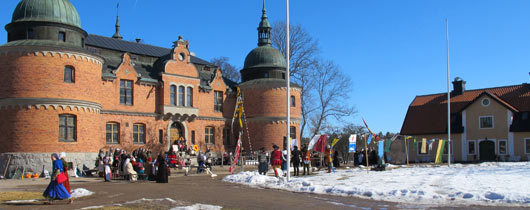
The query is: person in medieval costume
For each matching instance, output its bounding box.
[103,152,112,182]
[43,153,72,204]
[123,157,137,181]
[291,146,301,176]
[257,147,269,175]
[301,145,311,175]
[59,152,71,194]
[96,149,105,177]
[270,145,282,177]
[156,152,169,183]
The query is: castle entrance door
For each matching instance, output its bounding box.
[170,122,184,145]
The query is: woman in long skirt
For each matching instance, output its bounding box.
[156,153,168,183]
[59,152,71,194]
[43,153,72,204]
[103,153,112,182]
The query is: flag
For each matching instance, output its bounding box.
[290,138,297,151]
[313,135,327,153]
[366,134,373,146]
[348,134,357,152]
[231,87,244,131]
[421,138,427,154]
[378,140,385,158]
[362,118,380,141]
[308,135,321,150]
[331,138,340,148]
[413,138,418,151]
[428,139,435,151]
[228,133,242,173]
[384,139,392,153]
[435,139,446,164]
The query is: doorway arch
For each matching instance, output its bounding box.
[479,140,495,161]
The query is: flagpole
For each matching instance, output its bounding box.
[285,0,291,181]
[446,19,451,167]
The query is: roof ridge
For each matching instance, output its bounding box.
[415,83,526,98]
[87,34,171,51]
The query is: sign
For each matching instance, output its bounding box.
[348,134,357,152]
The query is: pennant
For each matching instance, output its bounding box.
[348,134,357,152]
[384,139,392,153]
[435,139,446,164]
[362,118,380,141]
[331,138,340,148]
[413,138,418,151]
[308,135,321,150]
[421,138,427,154]
[314,135,327,153]
[378,140,385,158]
[367,134,373,145]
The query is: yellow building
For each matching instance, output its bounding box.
[401,78,530,163]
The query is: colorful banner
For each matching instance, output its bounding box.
[435,140,446,164]
[378,140,385,158]
[362,118,380,141]
[308,135,321,150]
[313,135,327,153]
[348,134,357,152]
[231,87,244,130]
[331,138,340,148]
[421,138,427,154]
[384,139,392,153]
[228,133,242,173]
[367,134,373,145]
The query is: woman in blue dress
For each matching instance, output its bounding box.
[43,153,72,204]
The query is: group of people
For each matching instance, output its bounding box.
[95,147,169,183]
[257,144,313,178]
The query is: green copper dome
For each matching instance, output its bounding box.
[244,45,286,69]
[11,0,81,28]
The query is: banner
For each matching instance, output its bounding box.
[421,138,427,154]
[413,138,418,151]
[313,135,327,153]
[362,118,380,141]
[348,134,357,152]
[435,139,446,164]
[290,138,297,151]
[228,133,242,173]
[378,140,385,158]
[384,139,392,153]
[331,138,340,148]
[367,134,373,145]
[308,135,321,150]
[231,87,244,131]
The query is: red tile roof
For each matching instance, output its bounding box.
[400,83,530,135]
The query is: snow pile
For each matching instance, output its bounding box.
[223,162,530,207]
[170,204,223,210]
[4,200,39,203]
[70,188,94,198]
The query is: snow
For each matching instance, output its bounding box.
[70,188,94,198]
[223,162,530,207]
[170,204,223,210]
[4,200,39,203]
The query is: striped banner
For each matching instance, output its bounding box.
[435,140,446,164]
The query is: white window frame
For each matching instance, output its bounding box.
[524,137,530,155]
[497,140,508,155]
[467,140,476,155]
[479,116,494,129]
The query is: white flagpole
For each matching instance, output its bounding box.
[286,0,291,181]
[446,19,451,166]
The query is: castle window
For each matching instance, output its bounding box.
[59,114,76,142]
[106,123,119,144]
[170,85,177,106]
[120,80,133,105]
[290,126,296,140]
[27,28,34,39]
[205,127,214,144]
[178,86,185,106]
[191,130,196,145]
[223,128,230,145]
[290,95,296,107]
[64,66,75,83]
[186,87,193,107]
[59,32,66,42]
[214,91,223,112]
[158,130,164,144]
[133,123,146,144]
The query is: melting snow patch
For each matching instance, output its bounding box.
[170,204,223,210]
[223,162,530,207]
[4,199,39,203]
[71,188,94,198]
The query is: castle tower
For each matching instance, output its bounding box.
[0,0,104,172]
[239,0,302,151]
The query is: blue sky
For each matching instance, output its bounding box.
[1,0,530,134]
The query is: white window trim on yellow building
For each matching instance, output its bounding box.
[479,115,494,129]
[497,140,508,155]
[525,138,530,154]
[467,140,476,155]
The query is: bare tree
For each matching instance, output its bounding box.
[210,57,241,83]
[309,60,356,137]
[271,21,319,138]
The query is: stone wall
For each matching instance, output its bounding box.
[0,152,98,178]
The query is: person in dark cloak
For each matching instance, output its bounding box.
[291,146,301,176]
[333,150,340,168]
[156,152,169,183]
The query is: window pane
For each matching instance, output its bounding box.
[106,133,112,142]
[67,116,74,126]
[67,127,74,140]
[113,124,118,132]
[140,134,145,144]
[64,68,71,82]
[133,134,138,144]
[140,125,145,133]
[113,133,119,143]
[59,127,65,139]
[59,116,65,126]
[126,80,132,87]
[187,87,193,107]
[499,141,506,154]
[120,80,125,87]
[106,124,111,132]
[126,96,132,105]
[133,125,138,132]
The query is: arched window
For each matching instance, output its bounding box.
[178,86,185,106]
[186,87,193,107]
[106,122,120,144]
[170,85,177,106]
[59,114,76,142]
[290,95,296,107]
[64,66,75,83]
[133,123,146,144]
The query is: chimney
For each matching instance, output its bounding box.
[452,77,466,96]
[136,38,141,43]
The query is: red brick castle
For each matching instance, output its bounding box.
[0,0,301,174]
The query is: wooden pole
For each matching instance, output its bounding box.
[405,137,410,166]
[3,155,11,178]
[364,135,369,173]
